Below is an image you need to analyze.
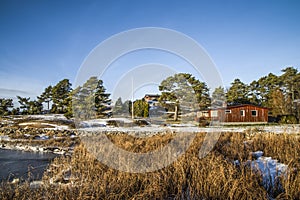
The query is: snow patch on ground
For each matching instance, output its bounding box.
[0,135,11,141]
[78,126,246,134]
[79,119,107,128]
[18,122,69,130]
[247,151,288,196]
[3,115,300,134]
[76,118,300,134]
[263,125,300,134]
[34,134,50,140]
[27,114,68,120]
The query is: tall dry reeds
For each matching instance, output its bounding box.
[0,131,299,199]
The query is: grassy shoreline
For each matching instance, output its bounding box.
[0,131,299,199]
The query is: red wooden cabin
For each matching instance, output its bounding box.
[207,104,268,124]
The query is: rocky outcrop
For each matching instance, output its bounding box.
[0,127,79,155]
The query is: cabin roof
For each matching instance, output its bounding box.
[226,104,268,109]
[144,94,160,97]
[209,104,268,110]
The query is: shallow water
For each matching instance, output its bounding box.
[0,149,58,182]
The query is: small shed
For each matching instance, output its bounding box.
[208,104,268,124]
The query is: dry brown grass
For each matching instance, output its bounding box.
[0,131,299,199]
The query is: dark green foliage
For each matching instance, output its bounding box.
[279,115,298,124]
[0,98,13,115]
[17,96,42,114]
[51,79,72,114]
[14,79,71,115]
[17,96,30,114]
[64,91,74,119]
[280,67,300,116]
[37,85,52,112]
[28,100,43,114]
[10,107,20,115]
[251,73,281,107]
[133,99,149,118]
[159,73,210,109]
[226,67,300,122]
[72,76,111,120]
[113,97,130,117]
[1,66,299,123]
[94,79,111,117]
[226,78,249,105]
[211,86,226,107]
[159,73,210,121]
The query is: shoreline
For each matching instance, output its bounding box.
[0,125,299,197]
[0,142,74,155]
[0,148,59,185]
[0,127,79,156]
[1,124,300,152]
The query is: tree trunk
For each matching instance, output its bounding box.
[47,101,50,112]
[174,104,178,121]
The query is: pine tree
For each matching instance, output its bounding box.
[17,96,42,115]
[72,77,111,120]
[17,96,30,114]
[113,97,124,116]
[133,99,149,118]
[226,79,249,105]
[269,88,288,117]
[37,85,52,113]
[64,90,74,119]
[51,79,72,114]
[159,73,210,121]
[124,100,132,118]
[248,80,261,105]
[211,86,226,107]
[280,67,299,115]
[28,100,43,114]
[94,79,111,118]
[255,73,281,107]
[0,98,13,116]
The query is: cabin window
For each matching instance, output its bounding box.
[211,110,218,117]
[225,109,231,114]
[240,110,245,116]
[251,110,258,117]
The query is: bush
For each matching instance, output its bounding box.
[279,115,298,124]
[134,119,150,126]
[197,117,210,127]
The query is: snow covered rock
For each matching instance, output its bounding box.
[247,151,288,196]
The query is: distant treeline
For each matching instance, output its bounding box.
[0,77,110,119]
[0,67,299,123]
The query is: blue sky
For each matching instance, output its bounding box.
[1,0,300,102]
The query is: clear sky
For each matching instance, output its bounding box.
[1,0,300,103]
